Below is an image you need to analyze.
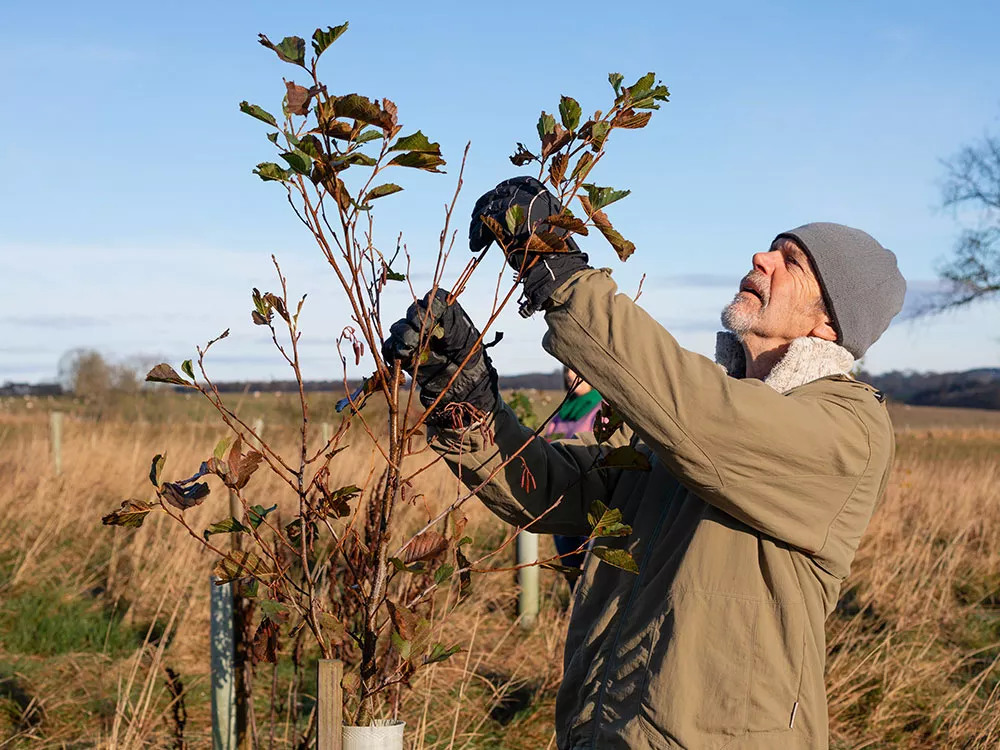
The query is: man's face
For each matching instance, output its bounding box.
[721,238,833,345]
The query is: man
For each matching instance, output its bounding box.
[383,177,905,749]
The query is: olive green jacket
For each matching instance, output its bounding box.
[428,269,894,749]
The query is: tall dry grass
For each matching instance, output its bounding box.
[0,400,998,748]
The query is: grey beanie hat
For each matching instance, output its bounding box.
[775,222,906,359]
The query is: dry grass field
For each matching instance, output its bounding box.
[1,391,998,748]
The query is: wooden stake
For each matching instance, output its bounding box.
[210,576,237,750]
[517,531,539,629]
[318,659,343,750]
[50,410,63,476]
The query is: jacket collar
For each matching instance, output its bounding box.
[714,331,856,394]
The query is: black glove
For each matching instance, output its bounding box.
[469,176,591,317]
[381,289,498,425]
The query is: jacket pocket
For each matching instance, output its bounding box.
[640,590,805,747]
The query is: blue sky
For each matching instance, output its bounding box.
[2,0,999,383]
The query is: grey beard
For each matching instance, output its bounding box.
[720,296,754,338]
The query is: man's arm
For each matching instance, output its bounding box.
[541,268,892,556]
[428,400,631,537]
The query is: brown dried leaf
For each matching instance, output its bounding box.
[544,214,589,236]
[252,617,280,663]
[102,499,153,528]
[213,551,277,583]
[525,230,569,254]
[225,437,242,479]
[479,215,506,245]
[613,108,652,129]
[284,81,312,116]
[385,599,417,641]
[146,363,188,386]
[403,531,449,564]
[234,450,263,490]
[161,481,210,510]
[549,153,569,184]
[540,123,573,159]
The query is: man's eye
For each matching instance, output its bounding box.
[787,256,801,268]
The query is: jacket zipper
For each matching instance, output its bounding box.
[588,493,673,748]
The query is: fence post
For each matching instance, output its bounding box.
[322,421,331,446]
[50,411,63,476]
[318,659,343,750]
[252,417,264,449]
[210,577,237,750]
[516,531,539,629]
[228,486,249,747]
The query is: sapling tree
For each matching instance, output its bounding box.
[101,20,668,742]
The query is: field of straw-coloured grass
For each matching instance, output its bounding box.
[1,392,999,748]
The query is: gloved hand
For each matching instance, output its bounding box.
[469,176,592,316]
[381,289,498,426]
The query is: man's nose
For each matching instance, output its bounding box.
[752,251,775,275]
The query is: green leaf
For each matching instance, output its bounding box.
[146,363,189,386]
[344,152,376,167]
[355,129,383,144]
[253,162,291,182]
[312,23,348,57]
[571,152,594,180]
[247,503,278,530]
[609,72,624,96]
[239,101,278,128]
[149,453,166,487]
[181,359,194,380]
[537,111,556,140]
[259,598,290,621]
[297,134,323,158]
[390,130,441,154]
[364,183,403,203]
[590,122,610,151]
[203,516,250,540]
[559,96,582,131]
[587,499,608,529]
[599,445,652,471]
[424,642,462,665]
[213,551,277,583]
[592,546,639,573]
[390,630,412,660]
[385,269,406,282]
[591,507,632,538]
[433,563,454,585]
[389,557,424,574]
[505,204,525,236]
[214,436,232,461]
[581,184,631,212]
[625,72,670,110]
[387,152,446,172]
[102,500,153,528]
[280,151,312,175]
[331,94,395,130]
[258,34,306,68]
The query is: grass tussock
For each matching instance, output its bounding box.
[0,396,998,748]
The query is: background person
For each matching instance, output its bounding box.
[543,366,603,578]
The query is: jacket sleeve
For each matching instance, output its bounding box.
[540,268,890,555]
[427,400,630,537]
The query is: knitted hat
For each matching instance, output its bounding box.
[775,222,906,359]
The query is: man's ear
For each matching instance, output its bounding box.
[809,318,838,342]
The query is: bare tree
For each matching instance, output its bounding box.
[936,130,1000,309]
